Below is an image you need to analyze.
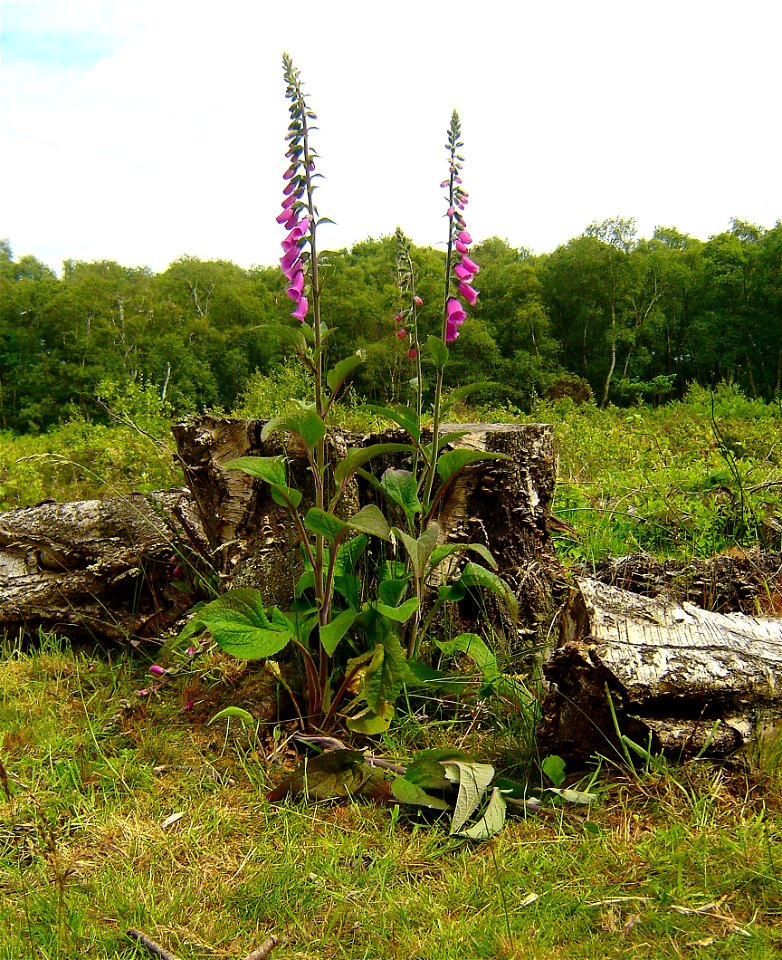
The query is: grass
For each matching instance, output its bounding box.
[2,637,782,959]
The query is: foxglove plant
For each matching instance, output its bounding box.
[174,61,515,732]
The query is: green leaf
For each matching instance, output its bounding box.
[304,507,348,543]
[345,703,395,734]
[428,542,498,571]
[544,787,596,805]
[440,382,499,417]
[425,335,449,369]
[190,589,294,660]
[403,757,452,792]
[208,706,255,726]
[224,456,302,510]
[326,354,364,395]
[225,455,286,486]
[541,755,567,788]
[260,321,313,350]
[346,504,391,541]
[443,760,496,834]
[363,630,409,716]
[377,577,408,607]
[455,787,507,841]
[391,776,451,810]
[436,632,499,682]
[459,562,518,619]
[334,443,412,485]
[262,406,326,448]
[319,609,359,656]
[393,522,440,579]
[381,468,421,523]
[361,404,421,440]
[373,596,419,623]
[436,449,509,487]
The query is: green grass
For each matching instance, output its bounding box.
[2,640,781,959]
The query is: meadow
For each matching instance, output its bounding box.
[2,383,782,958]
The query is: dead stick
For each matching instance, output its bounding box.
[126,929,180,960]
[242,935,280,960]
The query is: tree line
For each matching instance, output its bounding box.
[1,217,780,433]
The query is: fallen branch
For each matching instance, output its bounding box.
[242,935,281,960]
[126,928,180,960]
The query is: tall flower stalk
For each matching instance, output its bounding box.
[281,53,330,702]
[424,110,480,506]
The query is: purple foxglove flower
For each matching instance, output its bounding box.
[455,240,470,255]
[286,270,305,301]
[445,316,461,342]
[283,165,297,180]
[454,263,472,282]
[458,281,479,305]
[447,296,467,324]
[150,664,167,677]
[459,254,480,275]
[280,247,300,273]
[283,180,297,196]
[291,295,308,322]
[396,328,407,339]
[458,230,472,244]
[282,193,297,209]
[276,208,298,228]
[413,295,423,305]
[446,206,455,217]
[394,312,404,324]
[440,180,449,188]
[407,348,417,359]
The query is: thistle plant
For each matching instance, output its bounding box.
[174,57,515,733]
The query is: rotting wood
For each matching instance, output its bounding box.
[0,419,561,647]
[541,577,782,759]
[0,490,207,644]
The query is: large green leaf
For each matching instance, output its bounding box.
[319,608,359,656]
[436,632,499,682]
[363,630,409,717]
[459,562,519,619]
[373,596,419,623]
[346,504,391,541]
[334,443,412,485]
[428,542,498,571]
[261,405,326,448]
[393,522,440,579]
[189,589,294,660]
[304,507,347,543]
[345,703,395,734]
[361,404,421,440]
[266,749,387,801]
[436,449,509,487]
[402,757,452,791]
[439,382,499,417]
[326,354,364,395]
[391,776,451,810]
[381,468,421,523]
[455,787,507,841]
[224,455,286,485]
[425,335,449,370]
[443,760,496,834]
[224,456,302,510]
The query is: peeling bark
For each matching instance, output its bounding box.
[542,578,782,759]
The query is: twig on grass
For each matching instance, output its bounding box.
[126,929,180,960]
[242,935,281,960]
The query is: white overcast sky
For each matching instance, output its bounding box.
[1,0,780,275]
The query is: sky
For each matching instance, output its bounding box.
[1,0,780,275]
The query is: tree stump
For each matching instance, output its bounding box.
[541,577,782,760]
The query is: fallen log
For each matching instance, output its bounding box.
[0,490,207,643]
[542,577,782,759]
[0,419,561,645]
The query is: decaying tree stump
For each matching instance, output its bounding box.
[0,418,560,645]
[541,577,782,759]
[0,491,206,643]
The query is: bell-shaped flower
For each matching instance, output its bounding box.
[445,297,467,342]
[458,281,479,306]
[459,254,480,275]
[396,327,407,339]
[455,240,470,255]
[291,295,309,322]
[458,230,472,244]
[286,270,305,302]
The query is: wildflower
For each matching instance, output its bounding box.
[396,327,407,339]
[407,348,417,359]
[292,296,309,322]
[445,297,466,342]
[149,664,167,677]
[458,281,479,306]
[414,295,423,306]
